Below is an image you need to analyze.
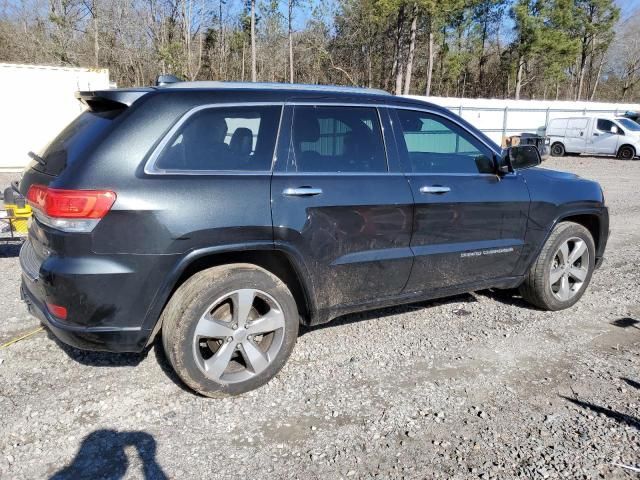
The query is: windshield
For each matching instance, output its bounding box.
[33,108,124,175]
[617,118,640,131]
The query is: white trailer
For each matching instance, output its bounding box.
[0,63,110,172]
[405,95,640,146]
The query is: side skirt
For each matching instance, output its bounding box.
[305,275,524,326]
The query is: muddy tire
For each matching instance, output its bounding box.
[161,264,299,397]
[520,222,595,311]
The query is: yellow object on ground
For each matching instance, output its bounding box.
[3,203,32,233]
[0,327,44,349]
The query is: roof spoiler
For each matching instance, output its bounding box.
[75,88,153,110]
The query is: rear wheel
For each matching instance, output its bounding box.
[161,264,299,397]
[617,145,635,160]
[550,142,565,157]
[520,222,595,311]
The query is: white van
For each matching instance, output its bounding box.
[546,116,640,160]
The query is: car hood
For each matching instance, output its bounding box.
[534,167,581,181]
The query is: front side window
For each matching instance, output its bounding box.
[289,106,387,172]
[395,109,494,174]
[596,119,615,133]
[154,105,281,171]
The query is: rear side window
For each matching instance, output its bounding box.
[395,109,494,174]
[289,106,387,172]
[35,109,123,176]
[154,105,281,171]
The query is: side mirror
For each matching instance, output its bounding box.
[507,145,541,171]
[610,125,620,135]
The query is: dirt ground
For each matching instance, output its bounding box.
[0,156,638,479]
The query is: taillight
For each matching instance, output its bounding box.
[46,302,68,320]
[27,185,116,232]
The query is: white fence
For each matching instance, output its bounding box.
[405,96,640,145]
[0,63,110,172]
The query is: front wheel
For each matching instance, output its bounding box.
[550,142,565,157]
[161,264,299,397]
[520,222,595,311]
[617,145,635,160]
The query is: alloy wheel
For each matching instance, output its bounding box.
[549,237,589,301]
[192,289,286,384]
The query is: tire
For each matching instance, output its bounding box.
[519,222,595,311]
[550,143,565,157]
[161,264,299,397]
[617,145,635,160]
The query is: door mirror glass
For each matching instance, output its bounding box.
[508,145,541,170]
[610,125,619,134]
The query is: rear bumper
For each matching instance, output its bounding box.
[21,276,150,352]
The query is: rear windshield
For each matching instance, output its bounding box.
[32,108,124,175]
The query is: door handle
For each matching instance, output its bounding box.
[593,132,600,136]
[420,185,451,194]
[283,187,323,196]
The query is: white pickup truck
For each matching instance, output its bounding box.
[547,116,640,160]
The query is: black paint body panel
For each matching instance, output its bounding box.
[17,86,609,352]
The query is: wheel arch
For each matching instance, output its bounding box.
[557,213,601,252]
[143,245,315,345]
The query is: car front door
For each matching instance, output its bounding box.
[390,107,531,293]
[271,104,414,312]
[588,118,622,155]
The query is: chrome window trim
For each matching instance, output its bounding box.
[143,99,501,176]
[287,104,391,174]
[144,102,285,175]
[390,104,501,156]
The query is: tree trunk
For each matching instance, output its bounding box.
[392,5,405,95]
[288,0,294,83]
[589,51,605,101]
[576,36,588,101]
[514,55,524,100]
[93,0,99,67]
[425,17,433,96]
[250,0,256,82]
[403,5,418,95]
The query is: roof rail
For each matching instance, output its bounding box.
[161,81,391,96]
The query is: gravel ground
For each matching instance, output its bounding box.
[0,157,638,480]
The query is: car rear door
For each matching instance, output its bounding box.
[389,107,530,293]
[271,103,414,312]
[565,118,589,153]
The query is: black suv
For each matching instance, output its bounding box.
[19,82,609,397]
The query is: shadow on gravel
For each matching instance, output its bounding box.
[50,429,168,480]
[621,377,640,390]
[476,288,537,309]
[300,293,477,336]
[0,241,22,258]
[561,396,640,430]
[610,317,640,329]
[46,329,146,368]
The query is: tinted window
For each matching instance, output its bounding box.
[395,110,494,174]
[155,106,281,171]
[35,108,123,176]
[596,119,615,132]
[290,106,387,172]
